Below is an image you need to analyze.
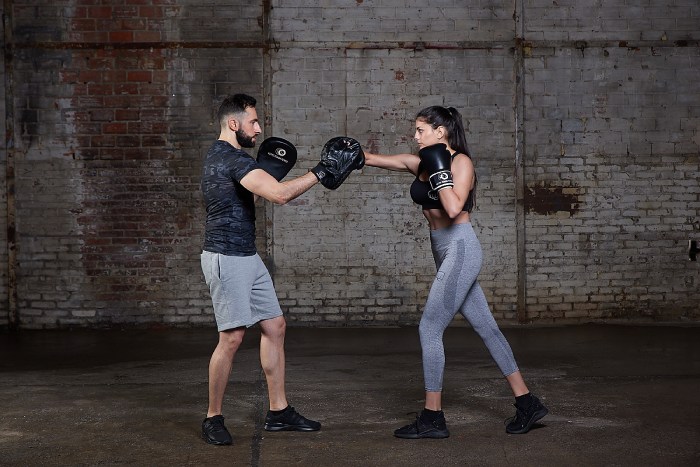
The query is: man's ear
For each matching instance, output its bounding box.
[227,117,239,131]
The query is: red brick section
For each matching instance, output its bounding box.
[62,1,195,317]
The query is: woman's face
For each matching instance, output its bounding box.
[414,119,444,150]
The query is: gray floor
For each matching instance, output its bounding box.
[1,324,699,466]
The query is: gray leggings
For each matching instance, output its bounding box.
[420,223,519,392]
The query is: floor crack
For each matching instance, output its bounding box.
[250,367,266,467]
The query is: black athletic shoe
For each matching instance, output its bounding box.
[394,411,450,439]
[505,395,548,434]
[264,406,321,432]
[202,415,233,445]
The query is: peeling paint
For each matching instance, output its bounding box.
[525,182,581,216]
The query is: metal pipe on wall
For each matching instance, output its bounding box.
[3,2,18,332]
[514,0,528,324]
[262,0,276,276]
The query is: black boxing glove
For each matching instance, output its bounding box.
[256,137,298,181]
[419,143,453,192]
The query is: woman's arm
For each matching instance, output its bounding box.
[436,154,475,218]
[364,151,421,175]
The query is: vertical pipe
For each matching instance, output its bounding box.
[3,4,18,331]
[261,0,273,141]
[261,0,275,275]
[513,0,527,323]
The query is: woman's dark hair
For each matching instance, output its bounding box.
[415,105,477,211]
[415,106,470,157]
[217,93,257,126]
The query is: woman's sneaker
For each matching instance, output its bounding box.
[202,415,233,445]
[394,410,450,439]
[505,394,548,434]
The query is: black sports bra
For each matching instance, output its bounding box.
[409,153,475,212]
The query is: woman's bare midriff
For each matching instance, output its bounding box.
[423,209,471,230]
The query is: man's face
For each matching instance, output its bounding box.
[234,108,262,148]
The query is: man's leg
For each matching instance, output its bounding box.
[258,316,321,432]
[208,328,246,417]
[258,315,288,410]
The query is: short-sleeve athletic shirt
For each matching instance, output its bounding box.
[201,140,260,256]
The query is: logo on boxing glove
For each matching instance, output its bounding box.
[429,170,454,191]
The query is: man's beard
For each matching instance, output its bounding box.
[236,129,256,148]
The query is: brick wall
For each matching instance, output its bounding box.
[524,44,700,320]
[0,0,698,329]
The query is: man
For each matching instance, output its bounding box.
[200,94,321,446]
[199,94,363,445]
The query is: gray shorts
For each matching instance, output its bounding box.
[200,251,283,331]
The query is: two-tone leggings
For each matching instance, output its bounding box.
[419,223,519,392]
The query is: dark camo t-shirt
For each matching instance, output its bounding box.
[201,140,259,256]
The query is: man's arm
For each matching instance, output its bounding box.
[240,168,319,205]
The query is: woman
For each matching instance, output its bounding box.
[363,106,548,438]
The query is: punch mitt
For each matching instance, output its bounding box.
[310,136,365,190]
[256,137,298,181]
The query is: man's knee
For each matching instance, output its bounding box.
[261,316,286,340]
[219,328,245,351]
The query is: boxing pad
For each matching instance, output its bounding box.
[310,137,365,190]
[419,143,453,192]
[256,137,298,181]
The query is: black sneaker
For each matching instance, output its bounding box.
[202,415,233,445]
[505,395,548,434]
[394,411,450,439]
[264,406,321,432]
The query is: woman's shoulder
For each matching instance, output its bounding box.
[451,151,472,159]
[451,152,474,167]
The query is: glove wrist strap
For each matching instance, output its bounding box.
[429,170,454,191]
[310,165,327,182]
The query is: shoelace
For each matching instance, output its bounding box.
[395,412,421,432]
[208,420,227,432]
[403,411,444,431]
[407,412,422,427]
[287,410,304,423]
[504,405,527,426]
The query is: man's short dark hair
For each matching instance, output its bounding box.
[217,94,256,126]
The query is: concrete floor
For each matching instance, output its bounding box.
[0,324,699,466]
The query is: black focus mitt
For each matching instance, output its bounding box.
[256,137,298,181]
[310,137,365,190]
